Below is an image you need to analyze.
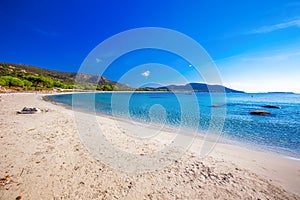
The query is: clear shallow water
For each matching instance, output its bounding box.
[46,92,300,159]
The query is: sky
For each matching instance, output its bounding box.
[1,0,300,92]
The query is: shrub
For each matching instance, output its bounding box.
[23,80,33,88]
[10,77,24,87]
[0,76,24,87]
[0,76,10,86]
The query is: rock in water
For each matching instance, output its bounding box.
[262,105,281,109]
[212,104,226,108]
[250,110,271,115]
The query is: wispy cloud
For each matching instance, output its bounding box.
[216,46,300,64]
[240,50,300,62]
[141,70,150,77]
[285,2,300,7]
[249,18,300,34]
[34,27,59,37]
[215,45,300,92]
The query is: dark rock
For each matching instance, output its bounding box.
[261,105,280,109]
[17,107,41,114]
[250,110,271,115]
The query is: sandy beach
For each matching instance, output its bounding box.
[0,93,299,199]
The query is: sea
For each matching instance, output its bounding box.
[45,92,300,160]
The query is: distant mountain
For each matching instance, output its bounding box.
[153,83,244,93]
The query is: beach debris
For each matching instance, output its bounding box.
[261,105,281,109]
[19,168,25,176]
[17,107,40,114]
[0,175,11,186]
[250,110,271,115]
[16,196,22,200]
[17,107,48,114]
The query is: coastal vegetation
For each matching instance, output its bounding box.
[0,62,128,92]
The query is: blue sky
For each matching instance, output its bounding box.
[1,0,300,92]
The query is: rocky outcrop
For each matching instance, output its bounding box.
[262,105,281,109]
[250,110,271,115]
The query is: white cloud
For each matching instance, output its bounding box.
[141,70,150,77]
[249,19,300,34]
[95,58,103,63]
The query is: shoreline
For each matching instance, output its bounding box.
[0,93,299,199]
[37,93,300,195]
[44,92,300,161]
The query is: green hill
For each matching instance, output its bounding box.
[0,62,129,92]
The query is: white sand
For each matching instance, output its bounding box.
[0,93,299,199]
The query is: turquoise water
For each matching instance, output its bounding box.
[46,92,300,159]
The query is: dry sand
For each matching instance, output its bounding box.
[0,93,299,199]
